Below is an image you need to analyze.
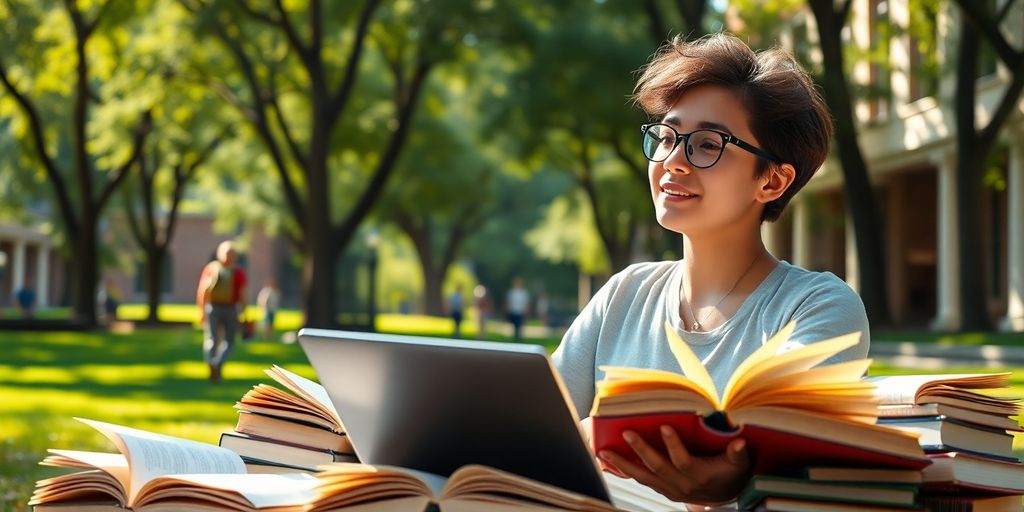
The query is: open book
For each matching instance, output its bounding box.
[28,418,319,511]
[29,419,624,512]
[590,322,929,475]
[869,373,1021,417]
[236,365,346,436]
[305,462,624,512]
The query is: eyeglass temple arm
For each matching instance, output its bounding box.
[725,134,780,163]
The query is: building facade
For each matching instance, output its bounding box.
[759,0,1024,331]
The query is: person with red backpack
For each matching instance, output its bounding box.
[196,240,247,383]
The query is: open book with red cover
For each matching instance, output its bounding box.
[590,322,930,476]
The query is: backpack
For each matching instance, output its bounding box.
[205,261,235,304]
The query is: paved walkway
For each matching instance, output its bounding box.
[870,341,1024,369]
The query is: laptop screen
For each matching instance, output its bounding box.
[298,329,610,502]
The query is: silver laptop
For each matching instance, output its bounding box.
[298,329,611,502]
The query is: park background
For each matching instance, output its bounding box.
[2,0,1024,509]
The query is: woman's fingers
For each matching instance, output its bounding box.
[659,425,693,471]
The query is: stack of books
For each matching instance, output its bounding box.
[218,365,359,473]
[589,322,931,511]
[869,373,1024,511]
[738,466,924,511]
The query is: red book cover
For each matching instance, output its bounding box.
[592,412,932,476]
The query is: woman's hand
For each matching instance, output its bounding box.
[597,425,751,505]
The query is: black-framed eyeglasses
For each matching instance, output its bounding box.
[640,123,781,168]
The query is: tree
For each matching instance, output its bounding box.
[949,0,1024,330]
[121,116,229,323]
[181,0,502,327]
[504,1,656,273]
[804,0,892,327]
[0,0,152,326]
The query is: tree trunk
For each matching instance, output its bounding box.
[810,0,892,327]
[145,249,164,323]
[422,264,445,317]
[71,225,99,327]
[303,110,340,328]
[954,19,991,331]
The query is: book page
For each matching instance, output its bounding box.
[269,366,339,415]
[45,450,131,495]
[77,418,246,505]
[135,473,319,509]
[269,365,343,429]
[664,321,720,408]
[720,321,795,405]
[864,374,991,405]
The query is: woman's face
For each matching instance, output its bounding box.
[648,84,770,236]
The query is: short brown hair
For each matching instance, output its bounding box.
[633,33,832,222]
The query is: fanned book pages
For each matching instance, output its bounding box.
[868,373,1022,417]
[304,463,626,512]
[27,418,319,511]
[590,321,929,476]
[235,365,346,435]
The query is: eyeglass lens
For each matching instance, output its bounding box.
[642,125,724,167]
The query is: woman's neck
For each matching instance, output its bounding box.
[680,227,776,305]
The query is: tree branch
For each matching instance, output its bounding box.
[326,0,381,121]
[642,0,668,46]
[236,0,280,27]
[272,0,310,59]
[267,73,309,168]
[84,0,113,37]
[210,17,307,228]
[96,110,153,211]
[0,57,79,235]
[334,57,432,242]
[979,68,1024,151]
[954,0,1024,68]
[838,0,854,26]
[609,133,648,184]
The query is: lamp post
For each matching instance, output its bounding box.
[366,230,380,332]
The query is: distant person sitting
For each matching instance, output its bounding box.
[196,241,247,383]
[15,286,36,318]
[446,285,464,338]
[506,277,530,341]
[98,280,120,323]
[256,278,280,341]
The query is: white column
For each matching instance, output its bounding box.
[36,244,49,307]
[11,239,26,296]
[1001,137,1024,331]
[931,150,961,330]
[845,211,860,294]
[792,198,813,269]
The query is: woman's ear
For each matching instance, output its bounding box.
[755,163,796,204]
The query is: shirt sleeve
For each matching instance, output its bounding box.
[779,275,871,364]
[552,275,620,419]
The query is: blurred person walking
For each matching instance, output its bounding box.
[196,241,247,383]
[446,285,464,338]
[506,277,530,341]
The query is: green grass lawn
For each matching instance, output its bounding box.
[1,324,1022,510]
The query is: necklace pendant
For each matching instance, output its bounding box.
[692,321,702,331]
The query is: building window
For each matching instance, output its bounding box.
[868,0,891,120]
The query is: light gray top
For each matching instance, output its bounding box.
[552,260,870,418]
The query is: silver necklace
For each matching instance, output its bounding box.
[683,252,762,332]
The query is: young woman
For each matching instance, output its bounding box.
[552,33,870,506]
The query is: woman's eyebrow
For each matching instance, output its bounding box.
[661,116,734,134]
